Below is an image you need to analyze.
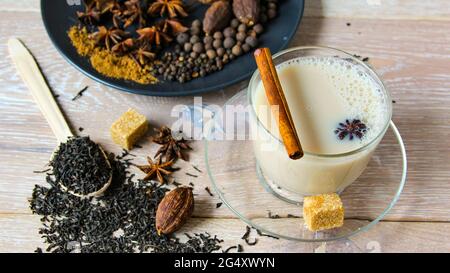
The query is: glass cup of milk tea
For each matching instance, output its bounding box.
[248,46,392,202]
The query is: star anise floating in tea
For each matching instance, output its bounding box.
[148,0,188,18]
[153,126,191,162]
[136,156,174,184]
[335,119,368,140]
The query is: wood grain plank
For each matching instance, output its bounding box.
[1,214,449,253]
[2,0,450,20]
[1,12,449,222]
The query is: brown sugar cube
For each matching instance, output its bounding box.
[303,193,344,232]
[110,108,148,150]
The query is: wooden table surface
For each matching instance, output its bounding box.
[1,0,449,253]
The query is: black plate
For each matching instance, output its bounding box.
[41,0,304,96]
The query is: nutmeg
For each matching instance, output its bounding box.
[156,187,194,235]
[203,1,232,35]
[232,0,260,26]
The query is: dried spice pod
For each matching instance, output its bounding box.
[203,1,232,35]
[156,187,194,235]
[232,0,260,26]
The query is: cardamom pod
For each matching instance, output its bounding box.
[156,187,194,235]
[203,1,232,34]
[232,0,260,26]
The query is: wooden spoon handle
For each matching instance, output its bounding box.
[8,38,73,143]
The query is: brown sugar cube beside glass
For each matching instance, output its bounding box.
[110,108,148,150]
[303,193,344,232]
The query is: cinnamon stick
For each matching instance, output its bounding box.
[254,48,303,160]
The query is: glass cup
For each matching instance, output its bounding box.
[248,46,392,203]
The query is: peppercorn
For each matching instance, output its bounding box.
[190,35,200,44]
[242,43,251,53]
[268,2,277,10]
[223,37,236,49]
[236,32,246,42]
[223,27,236,38]
[193,43,204,53]
[267,8,277,19]
[232,44,242,56]
[253,24,264,34]
[203,36,213,44]
[213,39,222,49]
[192,19,202,28]
[184,42,193,52]
[191,27,201,36]
[238,24,247,33]
[216,47,225,57]
[205,43,213,50]
[190,51,198,58]
[177,33,189,44]
[230,18,240,28]
[248,30,257,38]
[245,36,258,48]
[213,32,223,40]
[206,49,217,59]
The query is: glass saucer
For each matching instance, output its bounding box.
[204,90,407,242]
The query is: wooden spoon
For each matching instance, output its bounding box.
[8,38,112,198]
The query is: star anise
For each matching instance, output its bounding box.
[159,19,188,36]
[77,2,101,25]
[111,38,135,55]
[136,26,172,46]
[148,0,188,18]
[136,156,174,184]
[121,0,146,28]
[153,126,191,162]
[334,119,367,140]
[91,26,127,51]
[131,41,156,66]
[92,0,117,14]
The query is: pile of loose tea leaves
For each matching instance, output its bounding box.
[50,136,111,196]
[30,149,222,253]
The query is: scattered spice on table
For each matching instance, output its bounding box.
[71,85,89,101]
[30,147,222,253]
[216,202,223,209]
[189,182,194,187]
[205,186,214,197]
[267,211,280,219]
[244,237,258,246]
[237,244,244,252]
[136,156,174,184]
[223,245,238,253]
[287,214,300,218]
[192,165,202,173]
[241,226,251,240]
[78,127,84,132]
[185,172,198,178]
[33,169,51,174]
[346,22,351,26]
[392,100,396,104]
[256,229,279,240]
[153,126,191,162]
[362,57,370,62]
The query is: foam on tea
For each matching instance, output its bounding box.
[254,56,389,154]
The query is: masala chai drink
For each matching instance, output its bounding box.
[249,47,391,198]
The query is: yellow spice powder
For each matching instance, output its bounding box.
[67,26,157,85]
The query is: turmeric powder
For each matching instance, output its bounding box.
[68,26,157,85]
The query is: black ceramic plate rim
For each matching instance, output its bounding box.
[41,0,304,97]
